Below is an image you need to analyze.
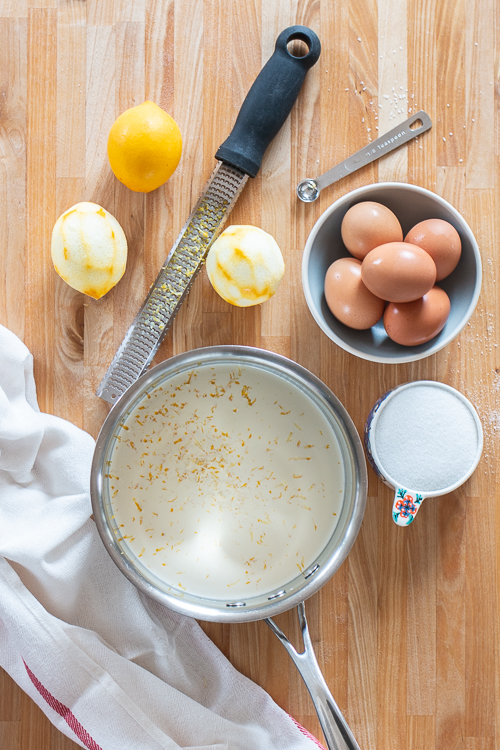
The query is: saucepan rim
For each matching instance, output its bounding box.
[91,345,367,622]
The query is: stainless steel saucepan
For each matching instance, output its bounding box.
[91,346,367,750]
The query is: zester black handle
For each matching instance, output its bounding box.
[215,26,321,178]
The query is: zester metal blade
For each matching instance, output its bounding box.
[96,161,248,404]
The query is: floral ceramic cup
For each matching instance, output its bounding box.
[364,381,483,527]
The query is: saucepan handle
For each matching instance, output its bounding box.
[265,602,361,750]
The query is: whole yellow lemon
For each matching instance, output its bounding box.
[107,101,182,193]
[206,226,285,307]
[51,202,127,299]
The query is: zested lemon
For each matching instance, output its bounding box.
[51,202,127,300]
[206,226,285,307]
[107,101,182,193]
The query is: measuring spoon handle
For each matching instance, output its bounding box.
[297,111,432,201]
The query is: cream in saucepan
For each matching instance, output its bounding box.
[107,363,344,600]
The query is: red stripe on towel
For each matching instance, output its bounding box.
[289,715,326,748]
[23,659,103,750]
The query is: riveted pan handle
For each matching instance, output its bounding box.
[215,26,321,178]
[266,603,361,750]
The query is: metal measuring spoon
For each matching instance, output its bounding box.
[297,110,432,202]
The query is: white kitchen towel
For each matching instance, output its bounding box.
[0,324,323,750]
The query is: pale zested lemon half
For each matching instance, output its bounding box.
[206,225,285,307]
[51,202,127,299]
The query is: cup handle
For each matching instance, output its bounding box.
[392,487,426,526]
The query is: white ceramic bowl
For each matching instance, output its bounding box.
[302,183,482,364]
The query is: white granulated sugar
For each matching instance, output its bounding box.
[373,384,480,492]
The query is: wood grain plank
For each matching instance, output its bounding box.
[436,491,466,750]
[465,494,496,738]
[84,23,116,438]
[318,350,357,747]
[407,503,436,716]
[407,715,435,750]
[25,7,57,412]
[56,0,85,180]
[377,0,408,182]
[171,0,204,355]
[348,498,378,749]
[434,0,465,168]
[0,17,26,339]
[466,739,495,750]
[53,178,85,426]
[261,335,291,359]
[19,691,51,750]
[407,0,436,190]
[87,0,114,27]
[247,612,293,725]
[85,26,115,207]
[290,0,321,379]
[200,0,235,319]
[260,0,297,340]
[115,0,145,23]
[0,722,20,749]
[348,0,378,191]
[50,723,80,750]
[0,0,27,17]
[465,0,495,189]
[145,0,175,366]
[28,0,56,8]
[54,1,86,426]
[0,666,22,720]
[377,492,407,750]
[497,317,500,750]
[113,20,146,348]
[461,189,497,499]
[227,0,262,349]
[317,0,349,207]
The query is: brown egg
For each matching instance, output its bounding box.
[324,257,385,330]
[361,242,437,302]
[384,286,451,346]
[404,218,461,281]
[341,201,403,260]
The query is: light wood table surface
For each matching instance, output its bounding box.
[0,1,498,749]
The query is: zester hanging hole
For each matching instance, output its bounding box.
[287,39,310,58]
